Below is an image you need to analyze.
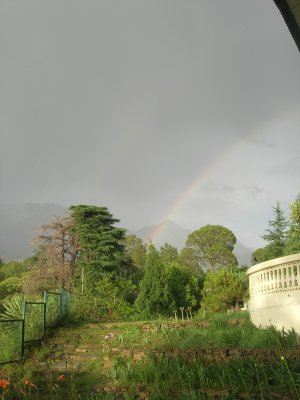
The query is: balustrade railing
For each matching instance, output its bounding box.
[249,257,300,297]
[247,253,300,333]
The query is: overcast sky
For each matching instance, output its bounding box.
[0,0,299,249]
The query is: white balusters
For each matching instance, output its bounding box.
[248,259,300,297]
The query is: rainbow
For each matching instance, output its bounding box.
[149,103,300,245]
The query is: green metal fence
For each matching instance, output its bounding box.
[0,288,71,365]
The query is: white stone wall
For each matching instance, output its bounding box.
[247,253,300,334]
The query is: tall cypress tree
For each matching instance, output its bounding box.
[135,245,168,317]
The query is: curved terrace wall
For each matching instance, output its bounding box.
[247,253,300,334]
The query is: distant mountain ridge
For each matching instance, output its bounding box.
[132,220,191,251]
[0,203,254,265]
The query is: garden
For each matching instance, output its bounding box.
[0,311,300,399]
[0,200,299,399]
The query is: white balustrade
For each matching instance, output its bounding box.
[247,253,300,334]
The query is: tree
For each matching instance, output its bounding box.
[284,194,300,255]
[71,273,136,322]
[23,246,72,294]
[251,246,275,265]
[201,267,248,314]
[29,216,79,291]
[160,243,178,263]
[261,202,288,259]
[184,225,237,272]
[179,247,204,278]
[125,234,146,270]
[135,245,201,317]
[135,245,168,317]
[163,262,200,313]
[69,205,126,291]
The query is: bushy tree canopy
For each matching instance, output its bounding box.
[160,243,178,263]
[163,262,200,312]
[185,225,237,272]
[201,267,248,314]
[251,246,275,265]
[125,234,146,270]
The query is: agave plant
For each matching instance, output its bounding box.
[0,294,24,320]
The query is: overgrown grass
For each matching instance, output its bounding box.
[1,312,300,399]
[103,312,298,352]
[0,320,22,363]
[107,355,300,399]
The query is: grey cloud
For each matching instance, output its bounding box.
[0,1,299,249]
[242,186,265,199]
[248,139,276,149]
[222,185,235,195]
[266,163,300,177]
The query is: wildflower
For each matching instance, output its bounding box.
[281,356,285,361]
[23,379,37,388]
[105,333,114,340]
[0,379,10,390]
[57,374,65,382]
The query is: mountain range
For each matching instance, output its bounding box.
[0,203,253,265]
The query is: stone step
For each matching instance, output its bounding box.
[34,345,300,373]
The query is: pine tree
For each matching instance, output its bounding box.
[284,195,300,255]
[261,202,288,258]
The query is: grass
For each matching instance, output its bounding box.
[107,355,300,399]
[0,292,68,365]
[96,311,298,352]
[0,312,299,399]
[0,320,23,364]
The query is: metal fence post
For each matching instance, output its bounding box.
[58,291,62,319]
[22,301,26,355]
[43,291,47,332]
[20,319,25,358]
[42,303,46,337]
[1,288,72,365]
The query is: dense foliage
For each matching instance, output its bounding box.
[135,245,169,317]
[252,195,300,264]
[201,267,248,314]
[136,245,201,318]
[124,234,146,270]
[184,225,237,272]
[160,243,179,263]
[69,205,126,289]
[0,259,29,312]
[284,194,300,255]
